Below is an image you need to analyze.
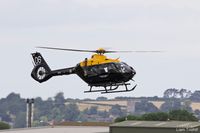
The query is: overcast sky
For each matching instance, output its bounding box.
[0,0,200,99]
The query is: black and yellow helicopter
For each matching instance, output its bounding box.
[31,47,160,94]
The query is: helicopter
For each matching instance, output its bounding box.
[31,47,160,94]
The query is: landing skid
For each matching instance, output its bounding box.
[84,81,137,94]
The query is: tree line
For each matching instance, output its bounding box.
[0,88,199,129]
[0,92,127,128]
[115,109,198,122]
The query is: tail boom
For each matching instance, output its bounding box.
[31,52,75,83]
[51,67,76,76]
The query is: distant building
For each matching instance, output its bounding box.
[110,121,200,133]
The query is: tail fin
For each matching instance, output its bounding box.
[31,52,52,83]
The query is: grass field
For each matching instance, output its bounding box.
[191,102,200,110]
[58,121,111,126]
[76,103,112,111]
[85,100,127,106]
[150,101,165,109]
[71,100,200,112]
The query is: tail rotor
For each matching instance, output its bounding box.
[31,52,52,83]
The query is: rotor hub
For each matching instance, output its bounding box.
[96,48,106,54]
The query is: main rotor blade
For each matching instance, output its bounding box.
[104,50,133,53]
[37,46,163,53]
[132,50,163,53]
[37,46,96,53]
[105,50,163,53]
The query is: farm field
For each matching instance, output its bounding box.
[69,100,200,112]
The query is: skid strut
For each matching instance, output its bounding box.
[84,81,137,94]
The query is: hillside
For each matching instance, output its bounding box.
[72,100,200,113]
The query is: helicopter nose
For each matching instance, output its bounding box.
[128,69,136,81]
[130,68,136,78]
[130,66,136,74]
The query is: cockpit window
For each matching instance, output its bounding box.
[83,63,118,76]
[115,62,131,73]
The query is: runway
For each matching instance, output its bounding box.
[0,126,109,133]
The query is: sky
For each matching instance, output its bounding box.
[0,0,200,99]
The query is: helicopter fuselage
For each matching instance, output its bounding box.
[75,62,136,86]
[31,46,160,93]
[31,52,136,93]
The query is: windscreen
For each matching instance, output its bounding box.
[83,63,118,76]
